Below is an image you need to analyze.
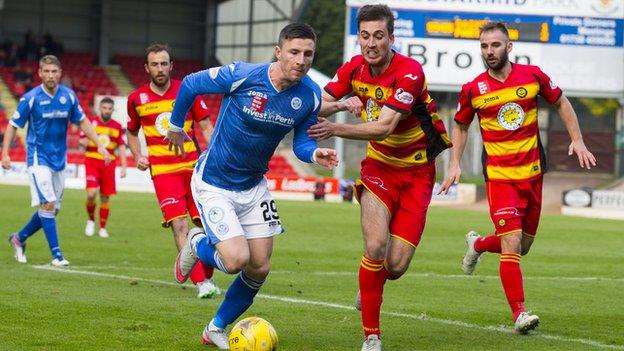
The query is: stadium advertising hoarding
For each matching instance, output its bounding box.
[345,0,624,97]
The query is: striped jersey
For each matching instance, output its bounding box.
[10,84,85,171]
[127,79,209,177]
[83,117,124,161]
[455,63,562,182]
[325,52,451,169]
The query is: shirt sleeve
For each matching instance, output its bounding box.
[383,63,425,114]
[69,92,86,125]
[324,59,354,100]
[170,63,239,129]
[534,66,563,105]
[116,124,126,146]
[9,95,34,129]
[454,83,476,125]
[292,86,321,163]
[191,96,210,122]
[126,93,141,132]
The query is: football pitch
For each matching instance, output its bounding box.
[0,184,622,351]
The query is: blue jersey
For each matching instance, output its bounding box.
[10,84,85,171]
[170,62,321,191]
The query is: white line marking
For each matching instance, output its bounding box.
[68,266,624,283]
[32,265,624,350]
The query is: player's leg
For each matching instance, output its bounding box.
[84,158,99,236]
[98,195,110,238]
[39,167,68,265]
[520,176,542,256]
[97,162,117,238]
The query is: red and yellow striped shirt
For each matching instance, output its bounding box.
[127,79,209,177]
[455,63,562,181]
[325,53,451,169]
[83,116,124,161]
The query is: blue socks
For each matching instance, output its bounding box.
[213,271,264,329]
[195,236,229,273]
[17,211,42,242]
[38,209,63,259]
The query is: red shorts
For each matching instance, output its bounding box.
[152,172,200,227]
[85,157,116,196]
[354,159,435,247]
[486,176,543,237]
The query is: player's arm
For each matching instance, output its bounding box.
[1,124,17,169]
[319,91,362,117]
[293,90,338,169]
[309,105,402,141]
[198,119,214,147]
[168,67,233,156]
[78,118,111,165]
[126,130,149,171]
[118,144,127,178]
[439,122,470,194]
[554,95,596,169]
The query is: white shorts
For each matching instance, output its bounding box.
[191,174,284,245]
[28,165,65,209]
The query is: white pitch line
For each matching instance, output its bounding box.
[68,266,624,283]
[32,265,624,350]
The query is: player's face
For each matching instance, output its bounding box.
[480,29,512,71]
[275,38,315,83]
[99,102,114,121]
[145,51,172,87]
[38,63,61,91]
[358,20,395,67]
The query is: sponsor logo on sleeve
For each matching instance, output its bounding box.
[404,73,418,80]
[549,79,558,90]
[394,88,414,104]
[208,66,220,79]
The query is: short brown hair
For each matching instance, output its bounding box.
[480,22,509,38]
[39,55,61,68]
[100,97,114,106]
[145,43,171,63]
[356,4,394,34]
[278,23,316,47]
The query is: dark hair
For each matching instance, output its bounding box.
[145,43,171,63]
[356,4,394,34]
[100,97,114,106]
[480,22,510,38]
[39,55,61,68]
[278,23,316,47]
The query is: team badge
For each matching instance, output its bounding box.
[98,134,110,147]
[291,97,302,110]
[59,96,67,105]
[216,223,229,235]
[365,99,381,122]
[155,112,172,136]
[516,87,528,98]
[498,219,506,227]
[208,207,224,223]
[375,87,384,100]
[497,102,525,131]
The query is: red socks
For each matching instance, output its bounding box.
[359,256,389,337]
[500,253,525,320]
[86,200,96,221]
[99,202,110,229]
[475,235,501,253]
[189,262,214,284]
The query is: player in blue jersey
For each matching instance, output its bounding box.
[2,55,110,266]
[168,23,338,348]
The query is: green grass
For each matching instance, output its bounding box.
[0,184,622,350]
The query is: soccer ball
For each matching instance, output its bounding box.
[228,316,278,351]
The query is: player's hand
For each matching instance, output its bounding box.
[340,96,363,116]
[439,164,461,194]
[120,166,127,178]
[98,146,112,166]
[136,156,150,171]
[1,154,11,170]
[568,139,596,170]
[314,148,338,169]
[308,117,335,141]
[166,130,191,157]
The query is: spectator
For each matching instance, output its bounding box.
[313,180,326,201]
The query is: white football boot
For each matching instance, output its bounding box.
[51,257,70,267]
[201,320,229,349]
[361,334,382,351]
[514,312,540,334]
[8,233,27,263]
[461,231,482,275]
[197,278,220,298]
[98,228,109,238]
[84,220,95,236]
[174,228,204,283]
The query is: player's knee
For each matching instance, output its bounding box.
[246,261,271,280]
[386,260,409,280]
[364,240,386,260]
[222,253,250,274]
